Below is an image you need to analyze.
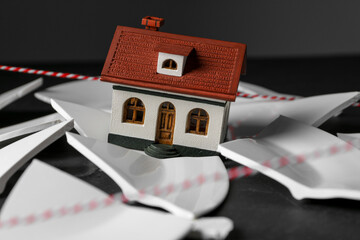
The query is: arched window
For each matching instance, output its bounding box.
[186,108,209,135]
[162,59,177,70]
[123,98,145,124]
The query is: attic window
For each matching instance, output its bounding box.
[156,45,193,77]
[162,59,177,70]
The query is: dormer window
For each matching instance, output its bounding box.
[155,44,193,77]
[162,59,177,70]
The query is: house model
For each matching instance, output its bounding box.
[100,16,246,158]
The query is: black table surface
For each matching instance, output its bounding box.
[0,57,360,239]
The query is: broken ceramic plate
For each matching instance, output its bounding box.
[34,80,113,112]
[228,92,360,138]
[66,132,229,219]
[337,133,360,149]
[0,160,193,240]
[219,116,360,200]
[0,78,42,110]
[236,81,300,103]
[0,120,73,193]
[0,113,64,147]
[189,217,234,239]
[51,99,110,142]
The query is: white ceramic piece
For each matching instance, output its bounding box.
[0,78,43,110]
[236,81,301,103]
[228,92,360,138]
[189,217,234,239]
[0,113,64,144]
[34,80,113,112]
[337,133,360,149]
[238,81,300,99]
[51,99,110,142]
[66,132,229,219]
[0,160,192,240]
[0,120,73,193]
[219,116,360,200]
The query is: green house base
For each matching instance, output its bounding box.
[108,133,219,158]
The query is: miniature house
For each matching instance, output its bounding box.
[100,16,246,157]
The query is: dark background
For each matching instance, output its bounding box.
[1,1,360,240]
[1,0,360,63]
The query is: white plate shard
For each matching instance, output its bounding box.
[0,160,192,240]
[34,80,113,112]
[0,113,64,145]
[51,99,110,142]
[66,132,229,219]
[337,133,360,149]
[228,92,360,138]
[219,116,360,200]
[0,120,73,193]
[236,81,301,103]
[189,217,234,239]
[0,78,43,110]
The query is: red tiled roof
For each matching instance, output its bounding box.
[101,26,246,101]
[154,43,193,56]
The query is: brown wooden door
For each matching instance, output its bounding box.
[156,102,175,145]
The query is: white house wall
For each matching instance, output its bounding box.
[220,102,231,141]
[109,89,227,151]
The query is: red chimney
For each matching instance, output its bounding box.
[141,16,164,31]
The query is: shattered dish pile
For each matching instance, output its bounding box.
[0,74,359,239]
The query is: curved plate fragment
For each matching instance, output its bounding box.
[229,92,360,138]
[66,132,229,219]
[0,78,42,110]
[189,217,234,239]
[51,99,110,142]
[0,160,192,240]
[219,116,360,200]
[337,133,360,149]
[0,113,64,147]
[236,81,300,103]
[34,80,113,112]
[0,120,73,193]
